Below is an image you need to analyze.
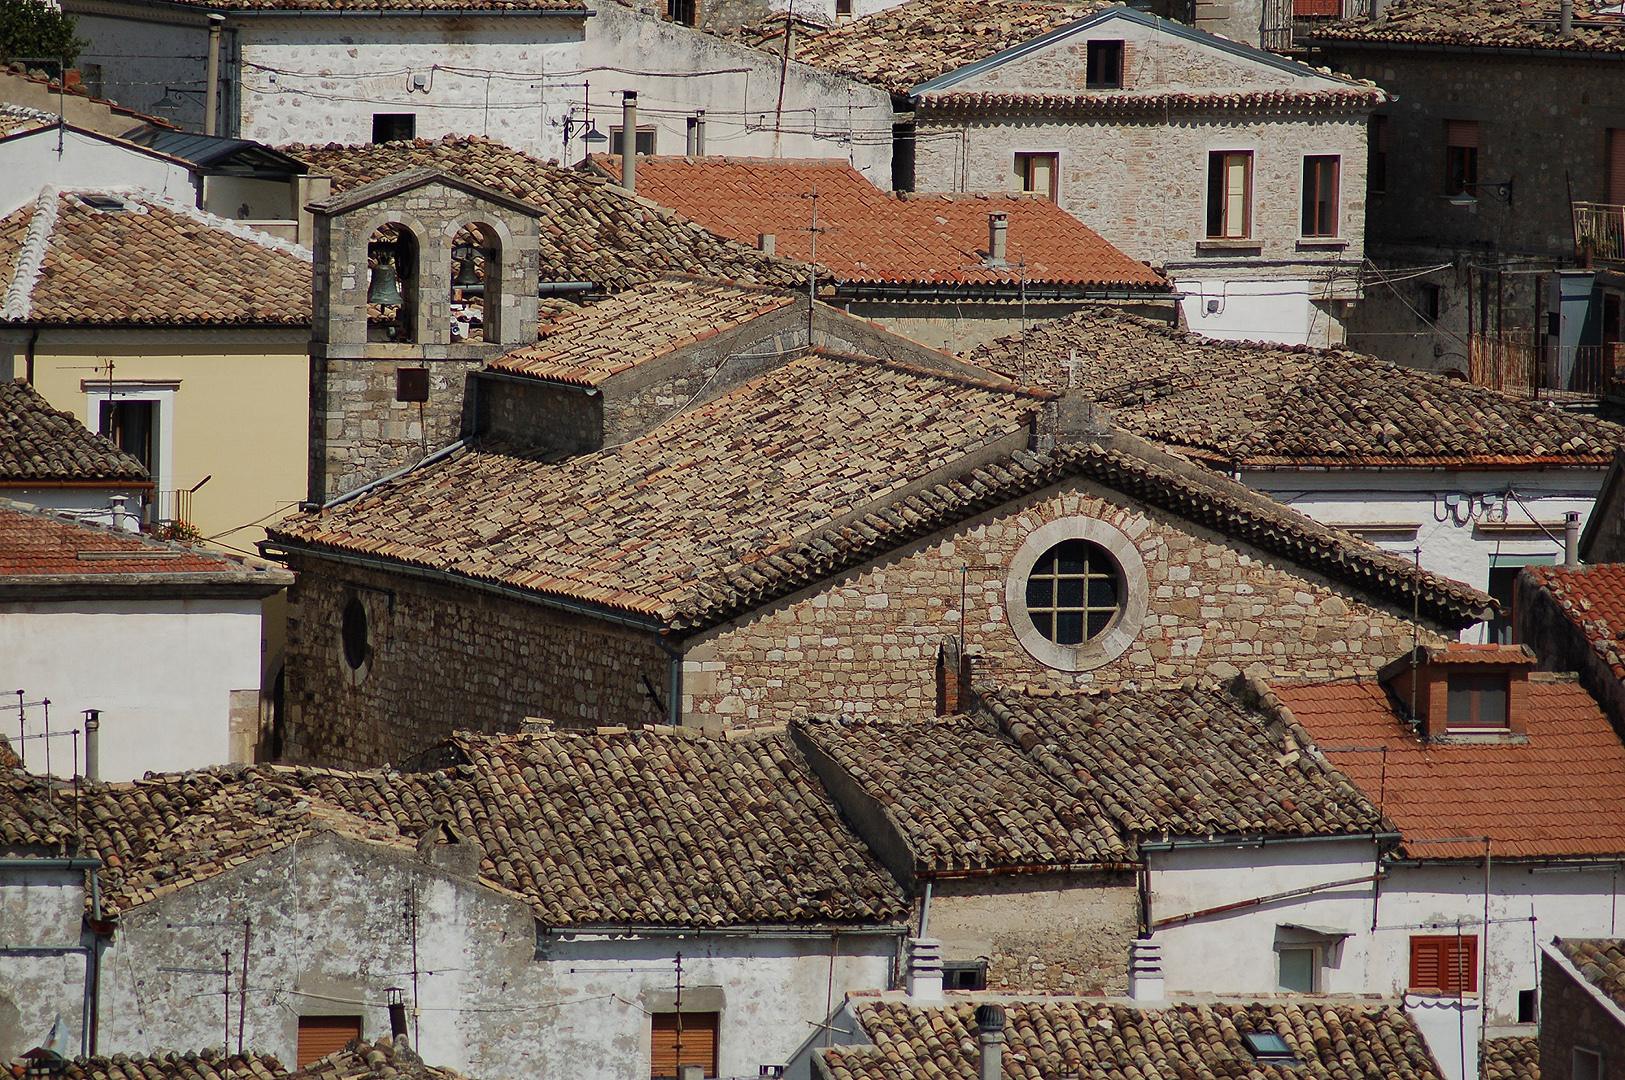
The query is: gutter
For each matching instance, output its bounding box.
[836,283,1176,302]
[919,861,1139,879]
[1138,831,1401,853]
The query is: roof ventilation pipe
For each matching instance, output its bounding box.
[975,1004,1006,1080]
[1128,939,1164,1001]
[621,91,638,194]
[1565,510,1582,566]
[1561,0,1574,35]
[687,111,707,156]
[82,710,99,783]
[988,212,1009,267]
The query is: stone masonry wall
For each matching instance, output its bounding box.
[929,872,1137,994]
[683,479,1447,730]
[282,557,670,768]
[1539,950,1625,1080]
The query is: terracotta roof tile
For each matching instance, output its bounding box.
[0,189,311,326]
[1275,675,1625,858]
[1525,564,1625,682]
[919,88,1386,114]
[127,0,581,9]
[969,307,1625,467]
[818,998,1446,1080]
[1314,0,1625,52]
[0,500,288,581]
[58,1051,286,1080]
[491,276,798,384]
[0,380,149,484]
[0,726,907,927]
[586,156,1167,290]
[286,137,810,294]
[287,1039,464,1080]
[1482,1037,1539,1080]
[983,686,1384,838]
[1558,939,1625,1013]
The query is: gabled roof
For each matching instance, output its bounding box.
[309,166,541,219]
[1558,939,1625,1013]
[583,156,1168,293]
[1524,564,1625,684]
[0,500,293,591]
[0,380,150,485]
[285,137,810,294]
[269,351,1493,632]
[1274,673,1625,859]
[1313,0,1625,53]
[0,188,311,326]
[0,726,908,927]
[817,996,1445,1080]
[489,276,799,385]
[968,307,1625,468]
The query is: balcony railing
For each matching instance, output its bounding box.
[1574,201,1625,263]
[1470,331,1625,401]
[148,487,199,540]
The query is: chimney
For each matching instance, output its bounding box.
[621,91,638,194]
[386,987,409,1040]
[687,111,707,156]
[1565,510,1581,566]
[205,13,224,136]
[1128,940,1164,1002]
[975,1005,1005,1080]
[1369,0,1384,20]
[987,213,1008,266]
[907,938,943,1001]
[758,233,776,255]
[82,710,100,782]
[1561,0,1574,35]
[108,495,128,532]
[936,638,973,716]
[1377,644,1535,739]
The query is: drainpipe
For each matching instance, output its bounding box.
[653,634,683,725]
[620,91,638,195]
[82,710,99,782]
[205,13,225,136]
[1565,510,1581,566]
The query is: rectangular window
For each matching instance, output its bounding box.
[1576,1049,1603,1080]
[1410,935,1478,994]
[1610,129,1625,205]
[1447,672,1509,728]
[1085,40,1124,89]
[1207,151,1253,239]
[1013,152,1058,200]
[371,113,416,144]
[297,1016,362,1067]
[1294,0,1342,14]
[1302,155,1340,237]
[1370,115,1389,193]
[1518,988,1537,1024]
[836,0,852,12]
[610,127,658,156]
[99,399,155,474]
[942,960,988,990]
[667,0,697,25]
[652,1012,719,1080]
[1278,947,1318,992]
[1446,120,1479,195]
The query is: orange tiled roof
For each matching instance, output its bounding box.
[0,189,311,326]
[587,155,1167,291]
[491,276,797,385]
[1275,675,1625,859]
[0,501,292,582]
[1315,0,1625,53]
[1525,564,1625,683]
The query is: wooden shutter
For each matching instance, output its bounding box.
[1447,120,1479,149]
[297,1016,362,1067]
[1409,936,1477,994]
[1609,129,1625,205]
[651,1012,719,1079]
[1295,0,1342,17]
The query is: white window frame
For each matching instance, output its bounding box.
[84,380,178,500]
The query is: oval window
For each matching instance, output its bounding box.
[341,597,369,671]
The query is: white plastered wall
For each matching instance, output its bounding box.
[0,128,196,219]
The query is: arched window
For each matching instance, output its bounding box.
[367,223,418,343]
[450,223,502,343]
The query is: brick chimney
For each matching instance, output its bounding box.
[1378,643,1535,739]
[936,638,973,716]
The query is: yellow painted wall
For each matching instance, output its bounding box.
[30,334,309,549]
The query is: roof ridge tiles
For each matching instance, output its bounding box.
[0,186,59,321]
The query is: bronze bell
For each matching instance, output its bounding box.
[368,258,404,306]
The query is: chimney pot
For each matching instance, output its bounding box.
[386,987,409,1039]
[1565,510,1581,566]
[907,937,944,1001]
[82,709,100,782]
[976,1004,1005,1080]
[1128,940,1164,1002]
[621,91,638,195]
[987,212,1009,266]
[1561,0,1574,35]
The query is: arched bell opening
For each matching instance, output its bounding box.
[367,223,419,343]
[450,222,502,344]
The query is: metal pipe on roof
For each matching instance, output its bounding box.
[204,14,224,137]
[1565,510,1581,566]
[83,710,99,783]
[1561,0,1574,36]
[621,91,638,195]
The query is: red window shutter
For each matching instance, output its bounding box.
[1294,0,1342,16]
[296,1016,362,1067]
[1448,120,1479,149]
[1410,936,1478,994]
[1609,129,1625,205]
[1410,938,1443,992]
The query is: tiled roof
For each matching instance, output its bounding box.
[490,276,797,385]
[818,997,1446,1080]
[968,307,1625,468]
[1525,565,1625,683]
[0,380,150,484]
[60,1051,285,1080]
[918,89,1386,114]
[1275,675,1625,859]
[0,726,907,927]
[271,353,1492,631]
[0,189,311,326]
[285,138,809,294]
[1482,1038,1539,1080]
[1314,0,1625,52]
[1558,939,1625,1014]
[0,103,56,138]
[763,0,1109,95]
[983,687,1384,838]
[289,1037,464,1080]
[121,0,584,9]
[584,156,1167,291]
[0,501,291,583]
[795,713,1133,871]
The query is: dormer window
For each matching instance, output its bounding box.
[1447,672,1509,729]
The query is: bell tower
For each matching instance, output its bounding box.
[305,167,541,506]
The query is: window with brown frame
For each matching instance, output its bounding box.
[651,1011,719,1079]
[1302,155,1339,237]
[1446,120,1479,195]
[1370,115,1389,193]
[1207,151,1253,239]
[1085,40,1124,89]
[1446,672,1509,728]
[1410,935,1477,994]
[1013,152,1058,200]
[297,1017,362,1067]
